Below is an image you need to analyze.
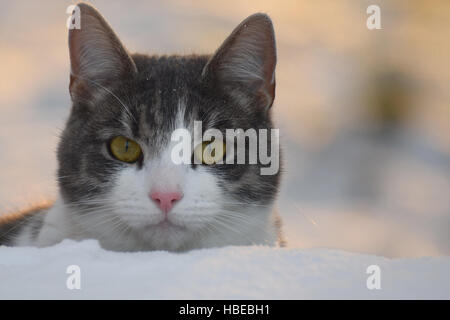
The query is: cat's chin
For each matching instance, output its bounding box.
[118,210,210,233]
[150,219,187,231]
[135,219,199,251]
[121,214,189,231]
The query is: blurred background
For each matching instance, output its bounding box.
[0,0,449,258]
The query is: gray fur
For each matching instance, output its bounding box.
[0,206,48,246]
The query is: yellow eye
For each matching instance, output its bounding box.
[109,136,142,163]
[194,139,226,165]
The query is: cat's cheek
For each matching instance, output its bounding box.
[107,166,164,226]
[169,167,223,226]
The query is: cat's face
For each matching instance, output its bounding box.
[57,4,280,251]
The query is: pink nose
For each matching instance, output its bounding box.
[150,191,183,214]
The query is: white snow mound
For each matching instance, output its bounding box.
[0,240,449,299]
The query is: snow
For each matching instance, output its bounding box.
[0,240,449,299]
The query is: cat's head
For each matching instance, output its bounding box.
[58,3,281,251]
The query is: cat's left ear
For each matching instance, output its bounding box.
[202,13,277,110]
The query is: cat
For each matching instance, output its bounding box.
[0,3,283,252]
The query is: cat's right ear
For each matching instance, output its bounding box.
[68,3,137,100]
[202,13,277,111]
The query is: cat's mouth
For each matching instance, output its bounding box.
[154,219,185,230]
[116,212,188,231]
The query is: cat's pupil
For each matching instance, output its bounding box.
[125,140,129,152]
